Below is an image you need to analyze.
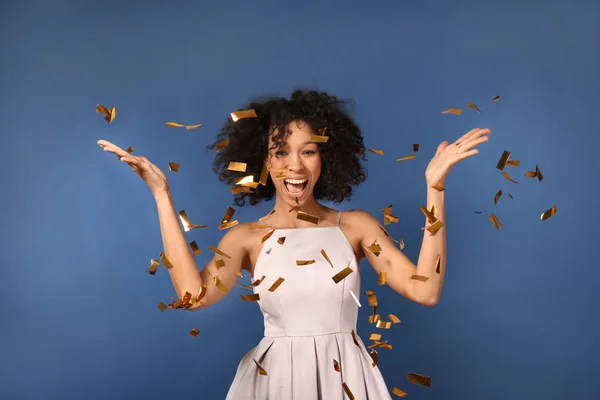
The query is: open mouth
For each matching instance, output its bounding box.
[284,178,308,196]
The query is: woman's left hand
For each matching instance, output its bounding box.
[425,127,491,188]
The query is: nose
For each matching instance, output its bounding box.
[287,153,302,171]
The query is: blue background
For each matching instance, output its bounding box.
[1,0,598,399]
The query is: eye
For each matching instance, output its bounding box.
[303,150,316,155]
[275,150,287,157]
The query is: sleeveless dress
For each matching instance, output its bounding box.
[225,212,393,399]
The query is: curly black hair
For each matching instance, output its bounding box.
[207,90,367,207]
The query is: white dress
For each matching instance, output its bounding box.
[226,212,393,399]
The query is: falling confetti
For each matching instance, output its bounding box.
[168,162,180,172]
[467,102,481,112]
[441,108,462,115]
[95,104,117,123]
[541,206,557,221]
[231,109,257,122]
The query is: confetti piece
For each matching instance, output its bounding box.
[277,237,286,245]
[435,254,441,274]
[442,108,462,115]
[168,162,180,172]
[384,214,398,225]
[541,205,557,221]
[268,277,285,292]
[208,245,231,259]
[218,220,239,230]
[376,320,392,329]
[231,109,257,122]
[253,359,268,376]
[489,212,501,230]
[296,260,316,266]
[189,328,200,338]
[525,165,544,182]
[366,290,378,307]
[378,272,387,285]
[407,372,431,387]
[501,171,518,183]
[213,276,229,295]
[506,159,520,167]
[158,301,168,312]
[410,275,429,282]
[95,104,116,123]
[241,293,260,302]
[370,350,379,367]
[426,220,445,235]
[432,182,445,192]
[186,124,202,130]
[397,153,416,163]
[231,186,251,195]
[342,382,355,400]
[389,314,401,324]
[159,252,174,269]
[367,148,384,155]
[252,276,266,286]
[364,241,382,255]
[296,211,320,225]
[412,144,420,152]
[493,95,500,102]
[259,164,269,186]
[496,150,511,171]
[310,134,329,143]
[369,340,392,350]
[350,290,361,307]
[215,138,229,151]
[178,210,207,231]
[351,330,361,347]
[321,249,334,268]
[467,101,481,112]
[494,190,503,205]
[508,193,514,199]
[332,266,354,283]
[227,162,247,172]
[190,241,201,256]
[221,207,235,224]
[370,333,382,341]
[333,359,341,372]
[215,259,225,268]
[165,122,184,128]
[391,387,408,397]
[399,239,405,250]
[148,259,159,275]
[126,146,134,153]
[420,206,437,224]
[262,230,275,243]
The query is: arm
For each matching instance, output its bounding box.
[355,188,446,306]
[154,190,248,309]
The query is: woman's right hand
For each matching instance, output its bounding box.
[97,140,169,197]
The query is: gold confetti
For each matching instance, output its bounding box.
[489,212,501,230]
[148,259,159,275]
[95,104,117,123]
[351,330,362,348]
[215,138,229,151]
[297,211,319,225]
[410,275,429,282]
[407,372,431,387]
[208,245,231,259]
[253,359,268,376]
[321,249,334,268]
[384,214,398,225]
[126,146,134,154]
[189,328,200,338]
[367,148,384,155]
[213,275,229,294]
[231,109,257,122]
[158,301,168,312]
[467,101,481,112]
[399,239,405,250]
[494,190,503,205]
[435,254,441,274]
[541,205,557,221]
[215,259,225,268]
[218,220,239,230]
[259,163,269,186]
[241,293,260,302]
[364,241,382,255]
[221,207,235,224]
[493,95,500,102]
[391,387,408,397]
[378,272,387,285]
[432,182,445,192]
[442,108,462,115]
[277,237,286,245]
[262,230,275,243]
[189,241,201,256]
[506,159,520,167]
[366,290,378,307]
[227,162,247,172]
[496,150,511,171]
[252,276,265,286]
[376,320,392,329]
[231,186,251,195]
[501,171,518,183]
[333,359,341,372]
[369,340,392,350]
[268,277,285,292]
[168,162,180,172]
[389,314,401,324]
[370,333,382,341]
[525,165,544,182]
[310,134,329,143]
[332,266,354,283]
[296,260,316,266]
[186,124,202,130]
[427,220,445,236]
[420,207,437,224]
[412,144,420,152]
[370,350,379,367]
[165,122,184,128]
[159,252,174,269]
[342,382,355,400]
[397,154,416,163]
[178,210,207,231]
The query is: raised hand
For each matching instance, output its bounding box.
[97,140,169,197]
[424,128,491,188]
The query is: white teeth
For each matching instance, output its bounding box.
[284,179,307,184]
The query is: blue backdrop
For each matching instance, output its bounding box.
[1,0,598,399]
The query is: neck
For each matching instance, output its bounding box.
[271,193,327,227]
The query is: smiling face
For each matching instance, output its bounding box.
[266,120,322,207]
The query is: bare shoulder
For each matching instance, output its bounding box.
[340,209,380,229]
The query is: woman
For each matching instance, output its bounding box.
[98,90,490,399]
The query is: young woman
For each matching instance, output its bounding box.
[98,90,490,399]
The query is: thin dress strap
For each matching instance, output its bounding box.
[335,211,343,226]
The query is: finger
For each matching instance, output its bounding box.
[458,149,479,159]
[456,128,481,145]
[97,140,114,148]
[458,134,490,150]
[103,144,130,158]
